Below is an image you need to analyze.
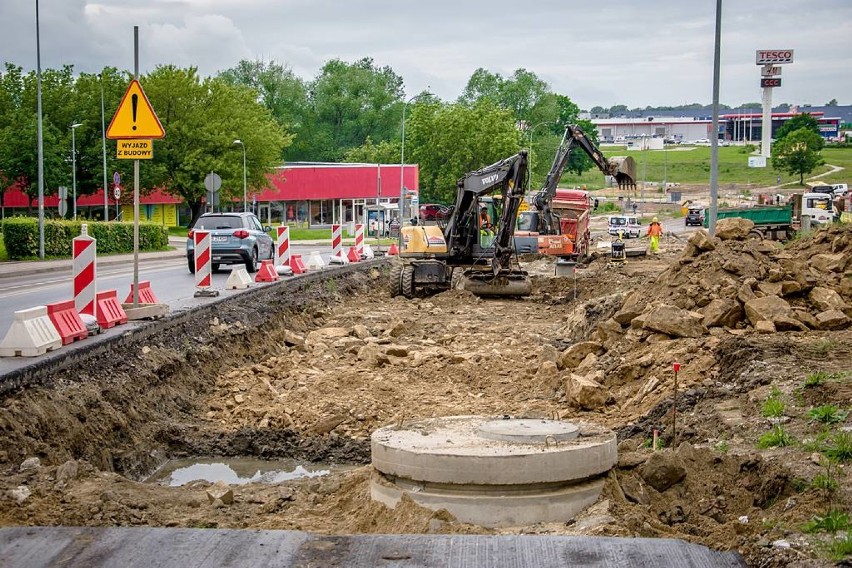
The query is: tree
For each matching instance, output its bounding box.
[772,128,825,185]
[219,60,312,160]
[141,66,290,226]
[0,64,71,214]
[342,137,400,164]
[308,58,403,161]
[405,100,522,204]
[774,113,822,146]
[825,98,838,106]
[460,68,551,125]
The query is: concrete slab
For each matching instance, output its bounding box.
[0,527,747,567]
[371,416,616,485]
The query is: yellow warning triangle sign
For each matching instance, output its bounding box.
[106,79,165,140]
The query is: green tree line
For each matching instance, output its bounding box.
[1,57,598,221]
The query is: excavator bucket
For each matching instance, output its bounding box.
[459,269,532,298]
[608,156,637,192]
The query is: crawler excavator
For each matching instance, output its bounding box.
[517,124,637,260]
[390,151,531,299]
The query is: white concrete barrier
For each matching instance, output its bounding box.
[225,267,253,290]
[305,251,326,271]
[0,306,62,357]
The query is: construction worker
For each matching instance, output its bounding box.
[647,217,663,254]
[479,207,494,236]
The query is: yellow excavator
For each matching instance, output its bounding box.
[390,151,531,298]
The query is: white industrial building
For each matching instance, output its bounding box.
[591,117,713,143]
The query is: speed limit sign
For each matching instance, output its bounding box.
[113,187,121,200]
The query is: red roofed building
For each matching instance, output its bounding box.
[1,162,419,228]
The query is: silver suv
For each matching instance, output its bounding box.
[186,212,274,274]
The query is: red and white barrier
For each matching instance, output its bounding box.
[96,290,128,329]
[46,300,87,345]
[355,223,364,257]
[331,224,343,258]
[0,306,62,357]
[124,281,159,304]
[255,260,279,283]
[73,224,97,317]
[275,225,291,269]
[193,230,218,297]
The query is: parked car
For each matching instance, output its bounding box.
[186,212,274,274]
[685,207,704,226]
[831,183,848,197]
[419,203,450,221]
[692,138,711,146]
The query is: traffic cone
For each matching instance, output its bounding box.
[387,243,399,256]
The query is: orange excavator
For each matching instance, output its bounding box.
[516,124,636,261]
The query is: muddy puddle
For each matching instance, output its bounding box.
[146,457,356,486]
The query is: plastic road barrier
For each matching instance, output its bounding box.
[355,223,364,257]
[331,224,342,258]
[95,290,128,329]
[73,224,97,317]
[275,226,291,268]
[124,281,159,304]
[255,260,279,283]
[46,300,88,345]
[0,306,62,357]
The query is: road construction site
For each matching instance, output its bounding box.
[0,223,850,567]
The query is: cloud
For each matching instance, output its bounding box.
[1,0,850,108]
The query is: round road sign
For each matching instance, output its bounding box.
[113,187,121,200]
[113,171,121,186]
[204,172,222,193]
[58,199,67,217]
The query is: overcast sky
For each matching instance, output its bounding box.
[2,0,850,109]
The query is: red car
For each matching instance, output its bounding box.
[419,204,450,221]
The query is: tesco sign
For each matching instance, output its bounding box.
[756,50,794,65]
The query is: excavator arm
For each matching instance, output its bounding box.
[445,151,528,270]
[533,124,636,234]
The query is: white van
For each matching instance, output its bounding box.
[831,183,848,197]
[607,215,642,238]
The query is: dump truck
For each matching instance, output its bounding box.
[515,124,636,261]
[702,192,838,240]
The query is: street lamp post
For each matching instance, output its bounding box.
[398,91,432,249]
[71,123,82,219]
[233,139,247,212]
[100,73,108,220]
[36,0,45,258]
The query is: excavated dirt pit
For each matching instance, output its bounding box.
[0,227,851,567]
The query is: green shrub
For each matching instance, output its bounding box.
[824,432,852,462]
[825,533,852,561]
[808,405,848,424]
[761,389,786,418]
[757,425,794,449]
[1,217,168,259]
[803,510,850,534]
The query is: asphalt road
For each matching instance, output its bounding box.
[0,242,371,373]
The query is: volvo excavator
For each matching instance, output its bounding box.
[390,151,531,299]
[517,124,637,259]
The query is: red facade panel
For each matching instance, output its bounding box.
[256,164,418,201]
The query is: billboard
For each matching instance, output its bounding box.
[756,50,794,65]
[748,156,767,168]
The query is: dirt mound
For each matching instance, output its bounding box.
[0,233,850,566]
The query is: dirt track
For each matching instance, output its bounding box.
[0,227,850,567]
